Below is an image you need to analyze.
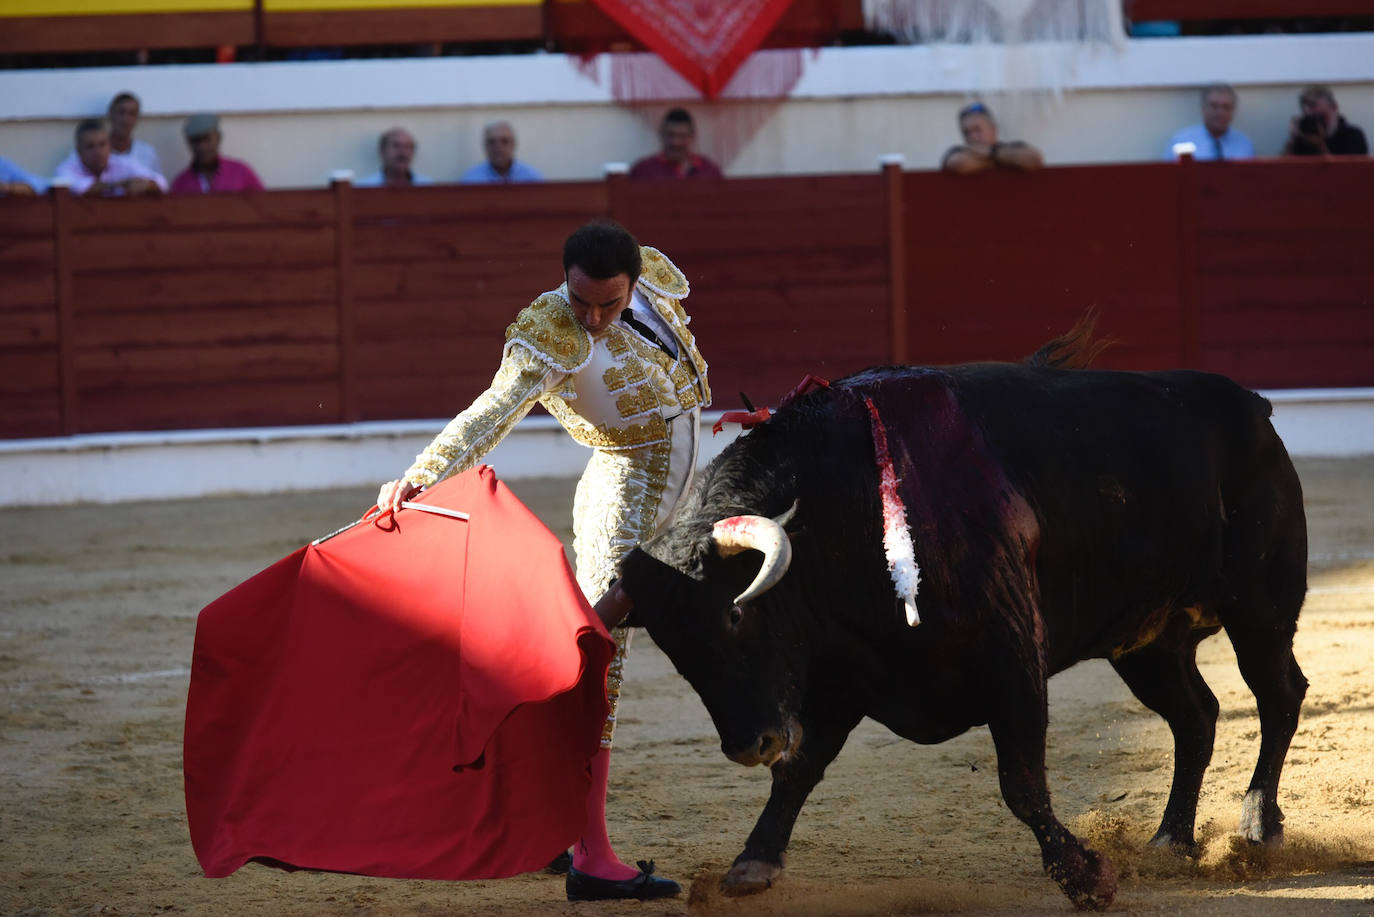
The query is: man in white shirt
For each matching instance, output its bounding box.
[54,119,166,197]
[54,92,163,179]
[1165,84,1255,161]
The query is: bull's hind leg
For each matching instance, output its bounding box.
[1109,623,1221,854]
[987,682,1117,910]
[1227,629,1307,844]
[1219,452,1308,845]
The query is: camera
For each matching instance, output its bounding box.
[1298,115,1323,136]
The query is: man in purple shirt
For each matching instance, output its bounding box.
[628,108,723,180]
[170,113,265,195]
[53,119,166,197]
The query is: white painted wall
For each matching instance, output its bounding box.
[0,393,1369,507]
[2,34,1371,186]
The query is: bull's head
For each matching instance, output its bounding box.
[616,501,805,768]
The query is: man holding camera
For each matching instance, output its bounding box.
[1283,86,1368,157]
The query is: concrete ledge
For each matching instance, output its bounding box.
[4,35,1371,121]
[1264,389,1374,460]
[0,413,741,507]
[1,390,1370,507]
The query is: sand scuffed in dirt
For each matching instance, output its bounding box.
[1,459,1372,915]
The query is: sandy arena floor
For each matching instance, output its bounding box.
[2,458,1372,916]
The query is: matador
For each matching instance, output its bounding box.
[377,220,706,901]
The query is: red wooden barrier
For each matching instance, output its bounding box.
[2,158,1371,441]
[59,192,341,434]
[0,197,60,438]
[614,174,891,408]
[1193,159,1374,389]
[903,163,1188,372]
[900,159,1374,389]
[349,181,609,419]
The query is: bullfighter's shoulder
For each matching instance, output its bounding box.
[505,290,591,373]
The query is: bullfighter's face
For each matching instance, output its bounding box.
[566,267,632,336]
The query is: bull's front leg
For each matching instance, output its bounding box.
[987,682,1117,911]
[722,706,862,895]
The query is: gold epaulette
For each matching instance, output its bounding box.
[504,292,592,373]
[638,246,689,299]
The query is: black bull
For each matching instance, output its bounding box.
[614,341,1307,910]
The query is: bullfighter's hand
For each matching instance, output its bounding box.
[593,582,633,630]
[377,479,419,515]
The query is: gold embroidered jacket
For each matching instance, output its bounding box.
[404,246,710,488]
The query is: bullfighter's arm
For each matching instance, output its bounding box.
[396,343,562,493]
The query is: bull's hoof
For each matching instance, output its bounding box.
[1147,831,1200,859]
[1238,789,1285,846]
[721,859,781,895]
[1049,847,1117,911]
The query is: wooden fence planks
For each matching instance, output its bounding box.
[903,165,1187,370]
[1192,161,1374,388]
[73,302,338,351]
[63,191,335,232]
[347,182,607,418]
[1,159,1372,440]
[77,379,343,434]
[71,264,338,312]
[68,224,337,272]
[0,197,61,436]
[613,175,891,408]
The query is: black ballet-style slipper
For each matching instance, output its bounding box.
[565,859,681,901]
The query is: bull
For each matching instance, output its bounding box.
[608,327,1308,910]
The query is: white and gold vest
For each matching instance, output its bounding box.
[502,246,711,451]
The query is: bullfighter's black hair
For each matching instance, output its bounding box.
[563,220,642,282]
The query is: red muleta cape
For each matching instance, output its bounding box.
[184,466,614,880]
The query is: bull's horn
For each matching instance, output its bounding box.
[711,500,798,604]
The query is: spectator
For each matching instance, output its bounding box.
[1282,85,1368,156]
[54,92,162,179]
[169,113,265,194]
[459,121,543,184]
[628,108,723,180]
[1165,84,1255,161]
[356,128,432,188]
[53,119,166,197]
[1,155,45,195]
[940,102,1044,174]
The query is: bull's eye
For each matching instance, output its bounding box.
[728,605,743,627]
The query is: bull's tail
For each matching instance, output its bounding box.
[1025,310,1113,370]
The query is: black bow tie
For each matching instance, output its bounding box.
[622,312,676,359]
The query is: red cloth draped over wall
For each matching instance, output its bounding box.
[184,467,613,880]
[588,0,797,97]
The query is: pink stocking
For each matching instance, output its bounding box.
[571,747,640,880]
